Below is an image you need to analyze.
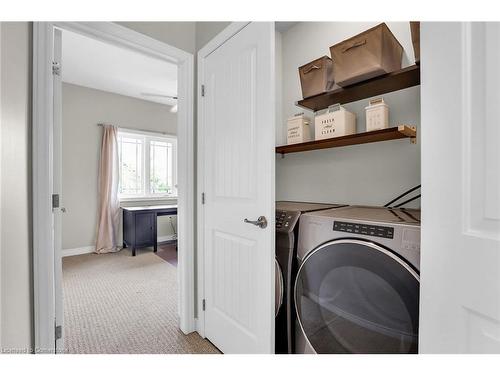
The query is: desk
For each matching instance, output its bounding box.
[122,204,178,256]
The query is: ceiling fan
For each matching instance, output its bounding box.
[140,92,178,113]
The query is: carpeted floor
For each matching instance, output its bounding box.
[62,250,219,354]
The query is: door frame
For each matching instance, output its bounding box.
[32,22,195,352]
[195,22,251,338]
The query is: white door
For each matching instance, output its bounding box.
[200,22,275,354]
[52,27,64,352]
[420,22,500,353]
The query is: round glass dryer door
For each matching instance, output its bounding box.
[295,239,419,354]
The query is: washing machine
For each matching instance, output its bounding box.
[294,206,421,354]
[275,201,347,354]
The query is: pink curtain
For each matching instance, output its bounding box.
[95,124,121,254]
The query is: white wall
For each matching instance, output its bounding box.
[276,22,421,207]
[0,22,33,352]
[62,83,178,252]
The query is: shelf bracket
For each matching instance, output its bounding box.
[410,126,417,144]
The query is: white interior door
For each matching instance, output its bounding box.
[200,22,275,354]
[53,27,64,352]
[420,22,500,353]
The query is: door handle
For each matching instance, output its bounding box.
[244,216,268,229]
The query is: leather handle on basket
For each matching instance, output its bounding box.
[341,39,367,53]
[303,64,321,74]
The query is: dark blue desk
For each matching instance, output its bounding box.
[122,204,177,256]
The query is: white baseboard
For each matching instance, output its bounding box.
[62,245,94,257]
[157,234,177,243]
[63,235,176,257]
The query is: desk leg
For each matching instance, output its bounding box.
[153,213,158,253]
[132,247,136,257]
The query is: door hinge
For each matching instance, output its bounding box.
[52,194,60,209]
[201,192,206,204]
[202,299,206,311]
[52,61,61,76]
[201,84,205,97]
[55,325,62,340]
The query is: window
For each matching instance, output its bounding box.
[117,130,177,199]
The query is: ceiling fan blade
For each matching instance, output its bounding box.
[141,92,178,100]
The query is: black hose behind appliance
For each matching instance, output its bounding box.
[384,185,421,208]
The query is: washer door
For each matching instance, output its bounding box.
[295,239,419,354]
[275,258,284,317]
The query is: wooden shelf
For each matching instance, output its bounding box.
[276,125,416,155]
[296,65,420,112]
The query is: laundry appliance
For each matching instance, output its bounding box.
[275,201,347,354]
[294,206,421,354]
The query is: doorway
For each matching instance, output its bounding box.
[32,22,196,353]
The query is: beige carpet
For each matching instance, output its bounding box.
[62,250,219,354]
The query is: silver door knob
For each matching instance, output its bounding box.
[244,216,268,229]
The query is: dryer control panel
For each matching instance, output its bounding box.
[333,221,394,239]
[276,210,300,234]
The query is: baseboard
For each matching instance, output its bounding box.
[157,234,177,243]
[63,235,175,257]
[62,245,94,257]
[195,317,206,339]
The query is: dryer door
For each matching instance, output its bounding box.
[295,239,419,354]
[275,258,284,317]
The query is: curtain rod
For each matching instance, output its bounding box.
[97,124,171,136]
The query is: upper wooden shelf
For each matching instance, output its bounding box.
[296,65,420,112]
[276,125,416,155]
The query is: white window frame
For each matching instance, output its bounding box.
[117,129,178,201]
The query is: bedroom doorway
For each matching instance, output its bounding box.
[32,22,197,354]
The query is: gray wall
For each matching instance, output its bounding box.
[276,22,421,208]
[118,22,196,54]
[195,22,230,51]
[0,22,33,351]
[62,83,178,250]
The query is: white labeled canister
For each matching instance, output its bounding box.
[365,97,389,131]
[314,104,356,140]
[287,114,311,145]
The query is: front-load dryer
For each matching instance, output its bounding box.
[294,206,420,354]
[275,201,347,353]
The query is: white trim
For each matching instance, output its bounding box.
[157,235,177,243]
[62,235,176,258]
[62,246,94,258]
[33,22,56,353]
[196,22,250,339]
[119,196,178,203]
[197,22,250,59]
[0,22,3,347]
[117,130,178,198]
[33,22,196,353]
[112,126,176,138]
